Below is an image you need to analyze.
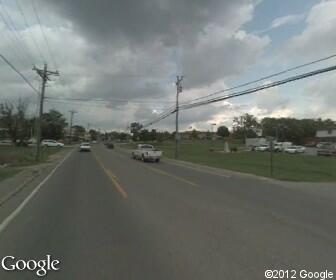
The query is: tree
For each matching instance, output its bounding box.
[130,122,143,141]
[0,99,30,145]
[72,125,86,141]
[191,129,198,140]
[89,129,98,140]
[217,125,230,138]
[232,113,260,139]
[261,117,336,144]
[41,110,67,140]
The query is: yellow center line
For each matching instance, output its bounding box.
[92,152,128,199]
[141,164,199,187]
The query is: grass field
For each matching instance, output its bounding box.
[121,140,336,182]
[0,146,64,182]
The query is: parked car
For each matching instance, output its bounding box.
[317,143,336,156]
[132,144,162,162]
[316,142,332,149]
[295,146,306,153]
[273,144,283,152]
[0,139,13,146]
[79,142,91,152]
[284,145,306,154]
[41,139,64,147]
[255,144,269,152]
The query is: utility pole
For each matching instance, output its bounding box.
[211,123,216,149]
[69,110,77,144]
[269,137,274,177]
[33,63,59,161]
[175,75,183,159]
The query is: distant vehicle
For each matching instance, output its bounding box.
[295,146,306,153]
[92,140,97,144]
[79,142,91,152]
[284,145,306,154]
[316,142,332,148]
[273,144,283,152]
[27,138,37,146]
[255,144,269,152]
[274,142,292,151]
[106,142,114,149]
[41,139,64,147]
[0,139,13,146]
[317,143,336,156]
[132,144,162,162]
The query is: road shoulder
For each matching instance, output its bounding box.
[0,148,74,228]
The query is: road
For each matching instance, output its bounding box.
[0,145,335,279]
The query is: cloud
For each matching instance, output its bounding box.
[254,13,304,35]
[0,0,281,131]
[270,14,304,29]
[285,0,336,57]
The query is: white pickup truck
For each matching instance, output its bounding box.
[132,144,162,162]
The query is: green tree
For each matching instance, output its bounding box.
[130,122,143,141]
[232,113,259,139]
[0,99,30,145]
[217,125,230,138]
[41,110,67,140]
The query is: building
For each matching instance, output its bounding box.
[316,128,336,142]
[180,130,216,140]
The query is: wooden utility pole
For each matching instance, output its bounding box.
[175,75,183,159]
[33,64,59,161]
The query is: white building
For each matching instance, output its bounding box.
[316,129,336,142]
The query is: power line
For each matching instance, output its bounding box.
[180,53,336,105]
[142,64,336,127]
[0,0,35,66]
[180,64,336,110]
[0,53,39,95]
[31,0,58,69]
[15,0,46,63]
[0,4,29,67]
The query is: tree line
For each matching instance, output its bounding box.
[0,99,68,145]
[129,114,335,144]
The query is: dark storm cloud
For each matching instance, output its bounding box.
[41,0,255,46]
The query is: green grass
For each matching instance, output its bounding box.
[0,146,65,182]
[0,146,62,167]
[0,168,21,182]
[121,140,336,182]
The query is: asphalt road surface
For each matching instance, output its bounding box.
[0,145,335,279]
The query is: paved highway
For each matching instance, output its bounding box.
[0,145,335,279]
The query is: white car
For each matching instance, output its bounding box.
[255,144,269,152]
[79,142,91,152]
[132,144,162,162]
[41,139,64,147]
[284,146,305,154]
[295,146,306,153]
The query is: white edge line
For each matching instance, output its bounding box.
[0,149,74,235]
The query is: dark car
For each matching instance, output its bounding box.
[106,142,114,149]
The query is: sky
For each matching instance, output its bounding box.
[0,0,336,132]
